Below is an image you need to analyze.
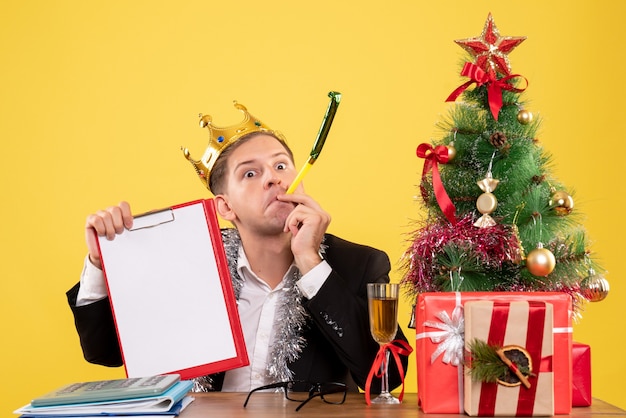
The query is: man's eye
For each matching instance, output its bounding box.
[244,171,256,178]
[276,163,287,170]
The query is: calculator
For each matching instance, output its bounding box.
[30,374,181,407]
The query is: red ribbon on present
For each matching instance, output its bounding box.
[539,355,553,373]
[478,301,548,416]
[416,143,457,225]
[446,62,528,121]
[364,339,413,405]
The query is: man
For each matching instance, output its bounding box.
[67,102,410,393]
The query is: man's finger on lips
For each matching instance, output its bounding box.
[285,214,302,232]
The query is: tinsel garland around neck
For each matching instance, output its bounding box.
[193,228,313,391]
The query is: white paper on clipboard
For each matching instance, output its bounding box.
[97,199,248,379]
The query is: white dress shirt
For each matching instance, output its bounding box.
[76,245,332,392]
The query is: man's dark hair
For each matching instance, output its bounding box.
[208,131,294,195]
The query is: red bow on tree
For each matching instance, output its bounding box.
[416,143,457,225]
[446,62,527,120]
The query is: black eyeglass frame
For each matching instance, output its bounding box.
[243,380,347,412]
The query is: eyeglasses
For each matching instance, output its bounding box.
[243,380,347,412]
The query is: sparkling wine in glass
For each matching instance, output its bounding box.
[367,282,400,404]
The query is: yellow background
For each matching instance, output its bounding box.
[2,0,624,415]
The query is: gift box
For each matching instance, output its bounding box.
[415,292,572,414]
[572,342,592,407]
[464,300,554,416]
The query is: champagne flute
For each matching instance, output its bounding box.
[367,282,400,404]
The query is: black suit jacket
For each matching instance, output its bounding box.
[67,233,410,392]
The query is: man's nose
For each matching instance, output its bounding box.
[264,173,282,189]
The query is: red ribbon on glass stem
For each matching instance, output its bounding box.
[416,143,457,225]
[446,62,528,121]
[365,339,413,405]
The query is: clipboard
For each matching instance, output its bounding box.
[96,199,249,380]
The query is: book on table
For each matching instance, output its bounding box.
[14,376,194,417]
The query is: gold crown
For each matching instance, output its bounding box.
[182,101,279,190]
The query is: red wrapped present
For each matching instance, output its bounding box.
[415,292,572,414]
[572,342,592,407]
[464,300,554,416]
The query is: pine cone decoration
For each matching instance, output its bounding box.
[489,132,508,148]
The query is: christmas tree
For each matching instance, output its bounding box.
[401,13,609,316]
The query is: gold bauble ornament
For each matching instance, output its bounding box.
[447,142,457,162]
[549,190,574,216]
[526,243,556,276]
[580,269,610,302]
[517,109,533,125]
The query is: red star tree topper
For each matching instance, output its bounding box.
[455,13,526,76]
